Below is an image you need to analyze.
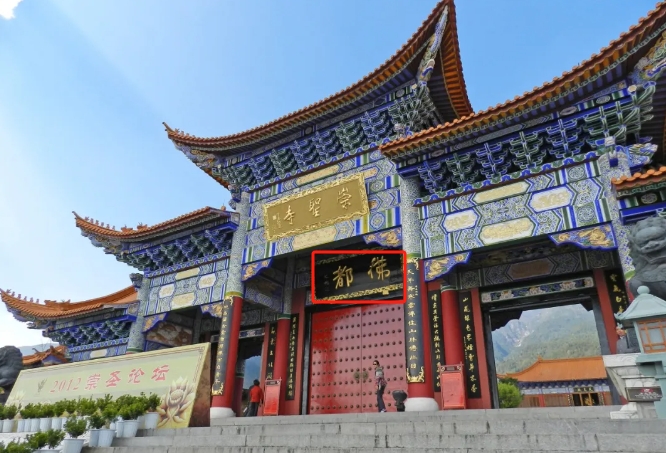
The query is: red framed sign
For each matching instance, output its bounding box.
[263,379,281,416]
[439,364,466,410]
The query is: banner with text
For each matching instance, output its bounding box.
[6,343,211,429]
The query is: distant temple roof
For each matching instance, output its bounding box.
[612,166,666,190]
[73,206,233,242]
[380,1,666,158]
[22,345,67,366]
[500,356,608,383]
[164,0,472,151]
[0,286,137,320]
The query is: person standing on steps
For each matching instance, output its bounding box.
[247,379,264,417]
[373,360,387,412]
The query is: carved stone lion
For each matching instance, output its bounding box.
[628,216,666,299]
[0,346,23,405]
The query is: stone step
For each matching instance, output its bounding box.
[85,449,665,453]
[141,418,666,437]
[209,406,623,426]
[101,432,666,452]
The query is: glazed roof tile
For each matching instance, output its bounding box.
[22,346,67,366]
[73,206,231,240]
[501,356,608,383]
[380,2,666,156]
[165,0,472,149]
[612,166,666,189]
[0,286,137,320]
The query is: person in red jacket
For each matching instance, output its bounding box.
[247,379,264,417]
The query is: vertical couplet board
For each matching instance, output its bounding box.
[263,379,281,416]
[439,364,466,410]
[459,291,481,399]
[427,289,445,391]
[285,314,299,400]
[604,269,630,314]
[265,322,277,380]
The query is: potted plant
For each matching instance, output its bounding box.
[3,439,32,453]
[62,417,87,453]
[95,395,113,413]
[62,400,77,419]
[18,404,31,433]
[51,401,66,430]
[39,404,55,432]
[76,398,96,420]
[143,393,162,430]
[86,413,106,448]
[44,429,65,452]
[22,404,40,433]
[26,431,48,453]
[98,403,117,447]
[118,401,144,439]
[2,405,18,433]
[112,395,134,438]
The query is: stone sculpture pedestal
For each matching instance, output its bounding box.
[603,354,658,419]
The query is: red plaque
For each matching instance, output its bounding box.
[263,379,281,416]
[439,364,466,410]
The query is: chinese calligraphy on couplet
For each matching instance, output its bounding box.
[333,265,354,289]
[212,303,231,396]
[427,290,445,390]
[459,291,481,399]
[285,314,299,400]
[265,323,278,380]
[368,256,390,281]
[604,270,629,315]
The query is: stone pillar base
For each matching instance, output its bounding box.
[210,407,236,419]
[404,397,439,412]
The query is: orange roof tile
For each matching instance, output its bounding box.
[612,166,666,189]
[0,286,137,320]
[165,0,472,150]
[73,206,231,240]
[501,356,608,383]
[22,346,67,366]
[380,2,666,157]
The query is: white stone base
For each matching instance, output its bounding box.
[210,407,236,419]
[611,402,639,420]
[404,397,439,412]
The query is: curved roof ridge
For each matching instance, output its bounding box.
[612,165,666,185]
[165,0,472,148]
[380,1,666,155]
[73,206,231,238]
[23,345,68,366]
[1,285,136,309]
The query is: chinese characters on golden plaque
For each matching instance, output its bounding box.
[313,252,404,302]
[211,301,232,396]
[265,322,278,380]
[405,259,425,383]
[285,314,299,400]
[458,291,481,398]
[604,270,629,315]
[427,289,444,391]
[262,174,369,241]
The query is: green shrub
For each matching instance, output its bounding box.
[19,404,34,420]
[26,432,48,450]
[101,403,118,424]
[146,393,162,412]
[3,440,32,453]
[0,405,5,420]
[64,417,87,439]
[52,400,67,418]
[76,398,97,417]
[32,403,43,418]
[498,381,523,409]
[87,413,106,430]
[95,394,113,413]
[4,405,18,421]
[40,403,55,418]
[63,399,78,416]
[45,429,65,449]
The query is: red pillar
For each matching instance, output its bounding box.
[441,285,463,366]
[211,296,244,412]
[593,269,619,354]
[273,315,291,414]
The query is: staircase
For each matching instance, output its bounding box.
[85,407,666,453]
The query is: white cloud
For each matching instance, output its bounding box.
[0,0,23,20]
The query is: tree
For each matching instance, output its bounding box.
[498,381,522,409]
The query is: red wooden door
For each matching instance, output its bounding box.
[309,307,363,414]
[359,305,407,412]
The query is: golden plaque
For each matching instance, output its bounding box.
[263,174,369,241]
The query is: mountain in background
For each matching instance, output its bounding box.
[492,304,601,375]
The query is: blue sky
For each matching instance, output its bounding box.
[0,0,658,347]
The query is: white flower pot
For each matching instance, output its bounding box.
[16,419,25,433]
[29,418,40,432]
[137,415,145,430]
[143,412,160,430]
[122,419,139,438]
[61,438,84,453]
[39,417,52,432]
[97,428,115,447]
[115,420,124,438]
[50,417,62,430]
[88,429,100,447]
[1,419,14,433]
